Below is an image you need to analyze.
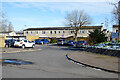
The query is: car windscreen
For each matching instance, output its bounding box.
[16,40,21,42]
[78,41,85,43]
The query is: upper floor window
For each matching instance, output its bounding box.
[87,30,90,34]
[58,31,61,34]
[42,31,45,34]
[26,31,28,34]
[71,31,74,34]
[80,30,84,33]
[35,31,38,34]
[116,30,118,33]
[50,31,52,34]
[31,31,32,34]
[63,31,65,33]
[54,31,56,34]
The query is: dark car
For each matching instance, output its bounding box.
[57,39,67,45]
[5,39,16,47]
[41,39,49,44]
[34,39,43,44]
[76,40,88,48]
[66,40,76,46]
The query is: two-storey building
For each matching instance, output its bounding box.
[23,26,103,41]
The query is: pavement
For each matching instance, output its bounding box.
[66,51,120,73]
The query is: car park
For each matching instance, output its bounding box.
[57,39,67,45]
[76,40,88,48]
[5,39,16,48]
[14,39,35,49]
[66,40,76,46]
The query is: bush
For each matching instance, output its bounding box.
[51,38,57,43]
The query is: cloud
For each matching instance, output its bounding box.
[2,0,118,2]
[8,2,114,15]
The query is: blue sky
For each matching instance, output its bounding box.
[2,1,116,31]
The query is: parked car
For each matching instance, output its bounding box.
[5,39,16,48]
[66,40,76,46]
[34,39,43,44]
[14,39,35,49]
[57,39,67,45]
[76,40,88,48]
[41,39,49,44]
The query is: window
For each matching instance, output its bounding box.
[42,31,45,34]
[50,31,52,34]
[80,30,84,33]
[24,40,27,42]
[35,31,38,34]
[71,31,73,34]
[54,31,56,34]
[26,31,28,34]
[87,30,90,34]
[116,30,118,33]
[63,31,65,33]
[58,31,60,34]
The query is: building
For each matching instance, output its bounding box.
[112,25,120,40]
[113,25,119,33]
[102,29,111,41]
[24,26,103,41]
[0,31,26,40]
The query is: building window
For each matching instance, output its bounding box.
[58,31,60,34]
[71,31,74,34]
[50,31,52,34]
[54,31,56,34]
[80,30,84,33]
[31,31,32,34]
[87,30,90,34]
[116,30,118,33]
[26,31,28,34]
[35,31,38,34]
[63,31,65,33]
[42,31,45,34]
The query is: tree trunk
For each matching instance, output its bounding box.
[74,32,78,42]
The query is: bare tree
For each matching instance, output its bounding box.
[0,11,8,32]
[8,22,13,31]
[0,10,14,32]
[104,17,109,29]
[65,10,91,41]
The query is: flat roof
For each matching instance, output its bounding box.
[113,25,119,27]
[24,26,102,31]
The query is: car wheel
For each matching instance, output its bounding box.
[5,45,8,48]
[22,45,25,49]
[32,45,35,48]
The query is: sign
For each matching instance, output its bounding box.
[111,32,118,38]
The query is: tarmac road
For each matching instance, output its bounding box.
[2,44,118,78]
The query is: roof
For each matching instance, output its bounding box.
[103,29,107,31]
[16,32,24,34]
[24,26,102,31]
[0,31,12,33]
[113,25,119,27]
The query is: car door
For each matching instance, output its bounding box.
[24,40,28,47]
[28,41,33,47]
